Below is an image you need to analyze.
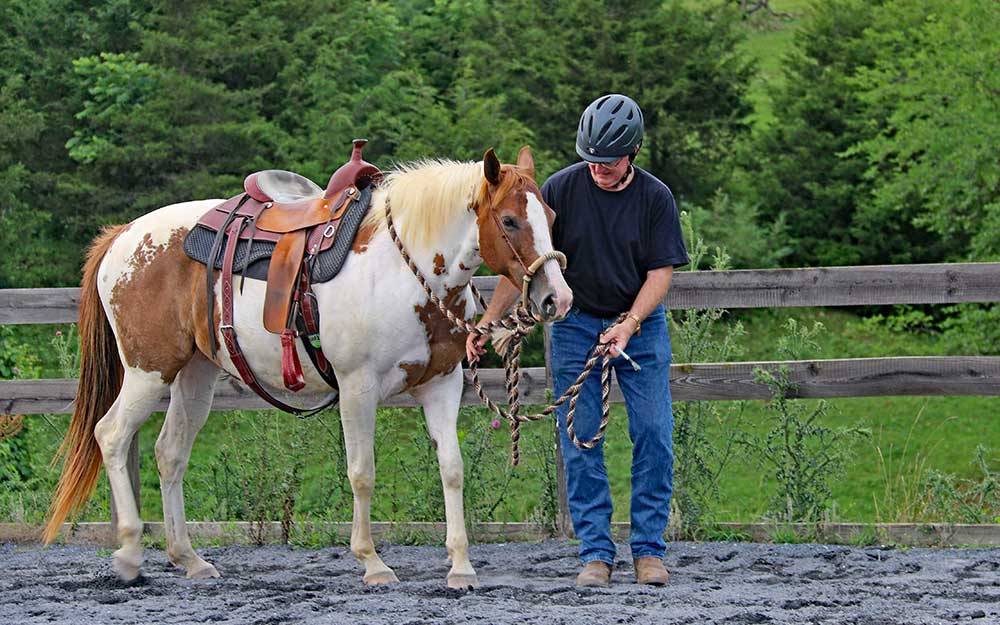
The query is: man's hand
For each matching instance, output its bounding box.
[465,329,489,363]
[599,321,635,358]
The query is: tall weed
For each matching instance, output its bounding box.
[739,319,869,523]
[669,213,750,536]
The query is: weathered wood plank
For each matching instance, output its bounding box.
[0,369,551,415]
[664,263,1000,309]
[670,356,1000,400]
[5,263,999,324]
[5,357,1000,415]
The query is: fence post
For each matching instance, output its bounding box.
[544,324,573,538]
[109,433,141,537]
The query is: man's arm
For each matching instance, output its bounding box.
[465,276,521,362]
[600,266,674,356]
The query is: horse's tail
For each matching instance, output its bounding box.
[43,225,127,544]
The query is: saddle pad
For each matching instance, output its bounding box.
[183,185,374,284]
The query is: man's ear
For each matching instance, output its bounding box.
[484,148,501,185]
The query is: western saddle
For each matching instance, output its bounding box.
[190,139,381,414]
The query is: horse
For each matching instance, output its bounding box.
[42,146,572,588]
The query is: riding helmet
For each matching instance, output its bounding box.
[575,94,644,163]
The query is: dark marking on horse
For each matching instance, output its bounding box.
[399,286,469,388]
[433,253,446,276]
[110,227,199,382]
[352,221,377,255]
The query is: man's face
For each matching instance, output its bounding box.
[587,155,630,190]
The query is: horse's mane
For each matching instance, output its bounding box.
[362,159,480,252]
[362,158,535,253]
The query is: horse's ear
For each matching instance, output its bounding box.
[483,148,501,185]
[516,145,535,179]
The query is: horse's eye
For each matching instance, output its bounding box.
[501,216,518,230]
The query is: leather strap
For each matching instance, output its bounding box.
[219,215,337,416]
[297,270,338,387]
[280,328,306,392]
[205,194,251,356]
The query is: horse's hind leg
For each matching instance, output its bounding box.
[156,352,220,579]
[93,369,167,582]
[339,375,397,585]
[412,369,478,588]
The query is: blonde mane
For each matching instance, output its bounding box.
[363,159,484,252]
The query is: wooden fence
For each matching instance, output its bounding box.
[2,262,1000,542]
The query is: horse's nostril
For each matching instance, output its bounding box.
[542,294,557,317]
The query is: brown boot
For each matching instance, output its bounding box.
[575,561,612,587]
[634,557,669,586]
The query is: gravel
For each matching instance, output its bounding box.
[2,540,999,624]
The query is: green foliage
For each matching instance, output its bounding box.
[850,0,1000,261]
[940,304,1000,356]
[742,0,995,267]
[208,411,309,544]
[1,0,755,288]
[740,0,884,267]
[0,326,42,487]
[669,215,750,534]
[740,319,869,523]
[685,190,790,269]
[50,326,80,378]
[767,524,816,544]
[66,52,160,164]
[922,445,1000,525]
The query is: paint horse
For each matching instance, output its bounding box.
[43,147,572,588]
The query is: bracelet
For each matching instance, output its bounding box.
[627,313,642,334]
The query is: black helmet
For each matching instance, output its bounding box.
[575,94,644,163]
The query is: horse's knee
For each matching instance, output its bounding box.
[347,468,375,496]
[154,440,185,483]
[438,456,464,491]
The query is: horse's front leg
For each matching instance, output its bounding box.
[339,376,397,585]
[412,368,477,588]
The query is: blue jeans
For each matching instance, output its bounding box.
[550,305,674,564]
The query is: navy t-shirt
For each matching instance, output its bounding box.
[541,163,689,317]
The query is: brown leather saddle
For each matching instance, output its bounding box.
[193,139,381,414]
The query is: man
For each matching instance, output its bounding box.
[467,94,688,587]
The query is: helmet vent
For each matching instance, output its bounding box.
[596,120,614,143]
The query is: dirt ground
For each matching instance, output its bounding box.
[2,540,998,625]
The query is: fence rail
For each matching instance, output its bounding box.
[4,356,1000,416]
[4,262,1000,324]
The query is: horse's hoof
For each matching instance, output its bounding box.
[363,570,399,586]
[187,561,220,579]
[111,549,142,582]
[447,573,478,589]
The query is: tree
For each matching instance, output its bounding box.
[851,0,1000,261]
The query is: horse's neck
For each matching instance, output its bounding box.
[381,194,482,295]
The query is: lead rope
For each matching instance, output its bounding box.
[385,197,617,465]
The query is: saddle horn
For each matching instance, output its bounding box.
[324,139,383,199]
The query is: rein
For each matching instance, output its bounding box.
[384,196,617,466]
